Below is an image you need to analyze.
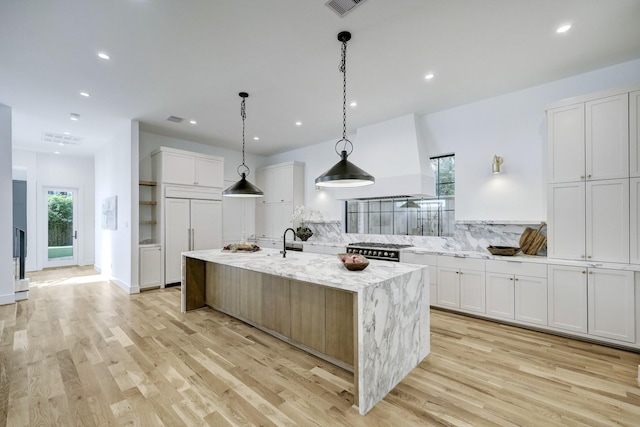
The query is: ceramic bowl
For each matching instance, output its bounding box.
[337,253,370,271]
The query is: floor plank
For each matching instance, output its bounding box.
[0,266,638,426]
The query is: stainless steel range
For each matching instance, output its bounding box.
[346,242,413,262]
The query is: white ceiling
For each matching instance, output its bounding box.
[2,0,640,158]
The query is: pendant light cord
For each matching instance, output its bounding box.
[241,96,246,167]
[335,36,353,157]
[340,39,347,143]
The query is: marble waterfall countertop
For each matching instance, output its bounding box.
[182,248,426,291]
[182,248,430,415]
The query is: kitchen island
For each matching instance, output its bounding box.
[181,248,430,415]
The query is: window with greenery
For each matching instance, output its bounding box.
[345,154,455,236]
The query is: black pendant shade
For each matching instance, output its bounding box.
[223,92,264,198]
[223,172,264,197]
[315,150,375,188]
[315,31,374,188]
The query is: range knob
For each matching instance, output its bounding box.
[384,251,389,257]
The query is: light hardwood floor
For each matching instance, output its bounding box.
[1,266,639,426]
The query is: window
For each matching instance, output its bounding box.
[345,154,455,236]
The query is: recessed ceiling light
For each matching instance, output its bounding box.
[424,73,435,80]
[189,120,197,125]
[556,24,572,33]
[98,52,110,60]
[70,113,80,121]
[54,151,60,155]
[295,121,302,126]
[350,101,357,107]
[80,91,90,97]
[253,136,259,141]
[63,132,70,135]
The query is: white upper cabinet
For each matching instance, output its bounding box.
[585,94,629,181]
[255,162,304,238]
[257,162,302,204]
[631,91,640,178]
[152,147,224,188]
[547,93,629,183]
[547,103,585,184]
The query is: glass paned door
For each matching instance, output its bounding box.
[45,188,78,267]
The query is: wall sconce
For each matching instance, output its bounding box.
[492,155,503,174]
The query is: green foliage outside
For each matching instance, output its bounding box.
[48,192,73,246]
[431,155,455,197]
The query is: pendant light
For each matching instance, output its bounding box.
[315,31,375,188]
[223,92,264,197]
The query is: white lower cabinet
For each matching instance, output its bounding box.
[486,260,547,326]
[548,265,635,343]
[436,256,485,314]
[485,272,514,319]
[139,245,162,289]
[587,268,635,343]
[631,178,640,265]
[514,275,547,326]
[547,265,588,333]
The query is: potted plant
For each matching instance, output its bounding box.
[291,205,323,241]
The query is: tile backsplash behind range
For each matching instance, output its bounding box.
[306,220,546,254]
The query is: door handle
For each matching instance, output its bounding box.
[74,230,78,240]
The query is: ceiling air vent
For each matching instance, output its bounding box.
[325,0,367,17]
[166,115,184,123]
[42,132,83,145]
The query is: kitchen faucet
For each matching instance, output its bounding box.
[281,228,296,258]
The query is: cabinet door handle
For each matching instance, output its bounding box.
[580,175,585,179]
[191,229,195,250]
[515,278,519,281]
[587,174,591,179]
[587,256,592,259]
[509,277,514,281]
[588,271,593,275]
[582,271,586,274]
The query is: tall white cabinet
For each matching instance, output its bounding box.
[546,89,632,263]
[544,85,639,349]
[151,147,224,287]
[255,162,304,239]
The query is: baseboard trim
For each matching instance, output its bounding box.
[0,293,16,305]
[110,276,140,294]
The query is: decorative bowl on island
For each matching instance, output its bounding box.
[337,253,370,271]
[222,243,261,253]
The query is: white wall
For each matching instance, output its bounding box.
[0,104,14,305]
[266,58,640,223]
[421,57,640,221]
[12,149,95,271]
[95,121,136,293]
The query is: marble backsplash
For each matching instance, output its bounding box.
[304,220,547,254]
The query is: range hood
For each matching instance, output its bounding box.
[331,114,436,200]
